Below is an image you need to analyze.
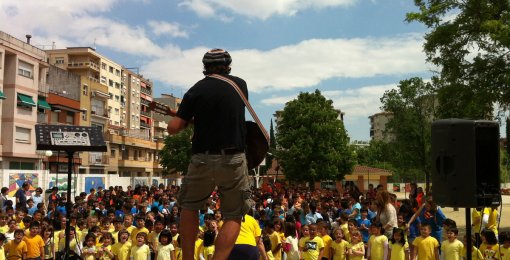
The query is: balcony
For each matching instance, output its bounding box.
[140,121,150,129]
[68,60,100,71]
[141,99,150,106]
[89,153,109,165]
[140,87,152,95]
[118,159,153,169]
[91,109,109,119]
[140,110,151,117]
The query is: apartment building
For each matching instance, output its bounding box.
[369,111,395,142]
[45,47,163,187]
[0,32,50,193]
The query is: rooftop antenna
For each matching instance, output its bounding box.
[93,38,97,50]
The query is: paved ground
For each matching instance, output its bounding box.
[395,193,510,237]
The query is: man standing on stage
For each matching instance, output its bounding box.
[166,49,252,259]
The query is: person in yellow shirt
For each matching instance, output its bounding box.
[440,227,463,260]
[412,224,439,260]
[0,233,6,260]
[388,228,409,260]
[367,222,388,260]
[346,230,364,260]
[264,220,282,260]
[111,217,125,243]
[480,229,500,260]
[23,221,45,260]
[202,230,216,260]
[148,219,164,258]
[5,229,28,260]
[299,224,325,260]
[123,214,136,234]
[471,207,483,247]
[131,216,149,243]
[112,230,132,260]
[318,221,333,260]
[330,228,349,260]
[460,234,484,260]
[0,214,8,233]
[229,214,265,259]
[499,231,510,260]
[130,232,150,260]
[484,206,499,236]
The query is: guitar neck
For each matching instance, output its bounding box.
[149,101,177,116]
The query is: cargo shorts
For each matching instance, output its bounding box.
[177,152,253,220]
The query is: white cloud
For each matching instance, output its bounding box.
[260,83,396,118]
[148,20,189,38]
[178,0,357,20]
[144,34,428,92]
[0,0,178,57]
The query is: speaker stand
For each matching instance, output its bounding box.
[465,208,472,260]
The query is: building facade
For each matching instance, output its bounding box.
[0,31,168,194]
[0,32,50,195]
[369,111,395,142]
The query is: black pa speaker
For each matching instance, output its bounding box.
[431,119,501,208]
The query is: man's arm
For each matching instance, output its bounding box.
[167,116,188,135]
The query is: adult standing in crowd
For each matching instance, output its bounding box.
[15,182,29,210]
[228,213,266,260]
[166,49,252,260]
[417,198,446,242]
[375,190,397,237]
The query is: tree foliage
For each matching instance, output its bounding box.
[259,120,276,175]
[406,0,510,118]
[159,127,193,175]
[380,77,436,191]
[276,90,354,183]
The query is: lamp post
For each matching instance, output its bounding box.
[36,150,53,191]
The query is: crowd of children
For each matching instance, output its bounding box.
[0,181,508,260]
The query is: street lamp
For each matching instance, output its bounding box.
[36,150,53,192]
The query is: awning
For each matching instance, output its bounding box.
[37,98,51,110]
[51,104,84,113]
[17,93,36,107]
[0,90,5,100]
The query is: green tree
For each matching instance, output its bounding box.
[406,0,510,118]
[380,77,437,192]
[159,127,193,175]
[276,90,354,184]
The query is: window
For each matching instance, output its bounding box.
[109,66,114,73]
[115,69,120,76]
[18,60,33,78]
[102,63,107,69]
[9,161,35,170]
[115,108,119,115]
[109,93,113,99]
[111,149,116,157]
[66,111,74,124]
[115,82,120,89]
[100,76,106,84]
[55,57,64,64]
[51,111,59,124]
[15,127,31,143]
[115,95,120,102]
[82,109,87,121]
[83,84,88,96]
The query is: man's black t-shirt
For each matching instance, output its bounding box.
[176,74,248,154]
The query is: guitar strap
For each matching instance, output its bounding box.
[208,74,269,142]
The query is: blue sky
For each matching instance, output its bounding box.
[1,0,434,141]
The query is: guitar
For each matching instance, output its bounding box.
[149,101,269,170]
